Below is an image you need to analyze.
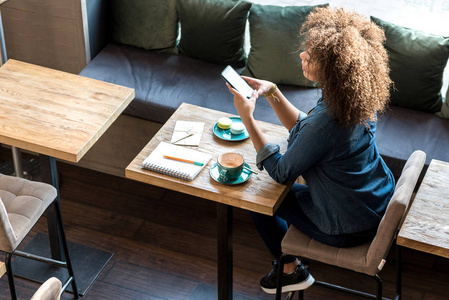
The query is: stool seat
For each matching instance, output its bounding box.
[0,174,57,252]
[282,228,372,275]
[31,277,62,300]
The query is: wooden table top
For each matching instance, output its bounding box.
[0,261,5,278]
[398,159,449,258]
[126,103,293,216]
[0,59,135,162]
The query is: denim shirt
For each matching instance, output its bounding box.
[256,98,395,235]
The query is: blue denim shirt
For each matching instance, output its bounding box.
[256,98,395,235]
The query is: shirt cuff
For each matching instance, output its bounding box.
[256,143,280,171]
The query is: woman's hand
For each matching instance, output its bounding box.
[225,83,258,122]
[225,77,275,121]
[242,76,275,97]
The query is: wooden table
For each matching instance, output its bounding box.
[126,103,293,300]
[0,261,5,278]
[398,159,449,258]
[0,59,135,294]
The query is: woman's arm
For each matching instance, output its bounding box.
[226,83,268,152]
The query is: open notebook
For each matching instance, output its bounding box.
[142,141,212,181]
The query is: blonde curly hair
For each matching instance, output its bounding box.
[300,7,392,127]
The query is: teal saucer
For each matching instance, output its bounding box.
[209,162,252,185]
[213,117,249,141]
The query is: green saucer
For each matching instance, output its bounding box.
[213,117,249,141]
[209,162,252,185]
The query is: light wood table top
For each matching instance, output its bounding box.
[0,261,5,278]
[126,103,293,216]
[0,59,135,162]
[398,159,449,258]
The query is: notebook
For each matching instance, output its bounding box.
[142,141,212,181]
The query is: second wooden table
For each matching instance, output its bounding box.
[126,103,293,300]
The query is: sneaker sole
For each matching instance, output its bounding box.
[261,274,315,294]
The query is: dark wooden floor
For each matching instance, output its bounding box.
[1,157,449,299]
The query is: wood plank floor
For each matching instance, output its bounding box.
[0,157,449,299]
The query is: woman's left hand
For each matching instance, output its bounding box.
[225,83,258,122]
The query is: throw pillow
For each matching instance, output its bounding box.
[371,16,449,113]
[437,86,449,118]
[177,0,252,67]
[242,4,328,87]
[110,0,178,53]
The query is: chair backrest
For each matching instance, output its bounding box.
[366,150,426,273]
[31,277,62,300]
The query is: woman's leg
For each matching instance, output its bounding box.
[251,183,347,260]
[250,183,311,262]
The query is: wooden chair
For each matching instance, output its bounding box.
[275,150,426,300]
[0,173,78,299]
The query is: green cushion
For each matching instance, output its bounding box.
[242,4,327,87]
[177,0,251,67]
[437,87,449,118]
[371,16,449,113]
[110,0,178,53]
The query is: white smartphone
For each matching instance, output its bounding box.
[221,65,254,99]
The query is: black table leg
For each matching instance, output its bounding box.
[39,154,63,260]
[217,203,233,300]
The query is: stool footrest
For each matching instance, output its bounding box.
[314,280,391,300]
[14,250,67,268]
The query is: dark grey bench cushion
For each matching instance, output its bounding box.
[79,43,449,176]
[79,43,319,126]
[377,106,449,175]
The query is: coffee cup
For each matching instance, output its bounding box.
[217,152,244,182]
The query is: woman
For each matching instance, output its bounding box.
[225,7,395,294]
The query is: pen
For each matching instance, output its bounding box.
[163,155,204,166]
[171,133,194,144]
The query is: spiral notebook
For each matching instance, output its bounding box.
[142,141,212,181]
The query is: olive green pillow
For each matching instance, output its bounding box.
[177,0,251,67]
[242,4,327,87]
[371,16,449,113]
[110,0,178,53]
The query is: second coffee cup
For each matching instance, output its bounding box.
[217,152,244,182]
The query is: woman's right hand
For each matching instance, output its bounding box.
[242,76,275,98]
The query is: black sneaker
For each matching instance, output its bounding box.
[260,260,314,294]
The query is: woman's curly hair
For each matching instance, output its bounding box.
[300,7,392,127]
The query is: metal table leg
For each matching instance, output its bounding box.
[217,203,233,300]
[39,154,63,260]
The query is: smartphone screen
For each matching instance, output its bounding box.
[221,65,254,99]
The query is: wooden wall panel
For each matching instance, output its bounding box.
[0,0,88,74]
[2,0,76,19]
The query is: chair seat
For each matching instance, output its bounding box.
[282,227,375,275]
[0,174,57,252]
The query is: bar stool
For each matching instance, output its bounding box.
[0,173,78,299]
[276,150,426,299]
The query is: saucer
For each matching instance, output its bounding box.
[213,117,249,141]
[209,162,252,185]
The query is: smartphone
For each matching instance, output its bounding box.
[221,65,254,99]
